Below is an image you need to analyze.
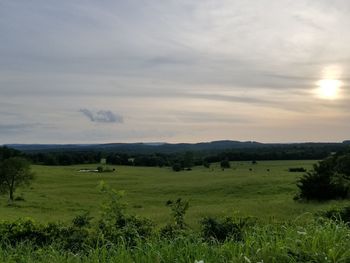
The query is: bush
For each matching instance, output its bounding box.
[97,182,154,245]
[296,155,350,201]
[296,171,347,201]
[14,195,25,202]
[288,167,306,172]
[0,219,67,247]
[320,206,350,223]
[172,163,182,172]
[165,198,189,229]
[72,211,93,228]
[200,216,252,242]
[220,159,230,169]
[60,225,92,252]
[203,161,210,168]
[98,215,154,245]
[159,223,188,239]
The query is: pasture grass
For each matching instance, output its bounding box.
[0,160,349,227]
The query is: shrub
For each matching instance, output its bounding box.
[288,167,306,172]
[72,211,93,228]
[159,223,187,238]
[172,163,182,172]
[97,182,154,245]
[98,215,154,246]
[296,155,350,201]
[14,195,25,202]
[165,198,189,229]
[160,198,190,238]
[0,219,66,247]
[320,206,350,223]
[200,216,251,242]
[220,159,230,169]
[203,161,210,168]
[296,170,348,201]
[60,225,92,252]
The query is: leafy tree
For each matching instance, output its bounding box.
[220,159,231,169]
[203,160,210,168]
[0,157,34,201]
[0,146,22,161]
[183,151,194,169]
[335,154,350,179]
[172,163,182,172]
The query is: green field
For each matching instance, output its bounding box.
[1,160,349,226]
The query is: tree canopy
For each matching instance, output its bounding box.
[0,157,34,201]
[296,153,350,201]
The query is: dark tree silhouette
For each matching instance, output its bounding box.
[0,157,34,201]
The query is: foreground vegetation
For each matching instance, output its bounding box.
[1,218,349,263]
[0,184,349,263]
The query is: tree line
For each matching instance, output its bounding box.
[15,145,348,168]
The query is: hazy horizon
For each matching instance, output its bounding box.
[1,1,349,144]
[3,138,349,146]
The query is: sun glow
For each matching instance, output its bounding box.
[316,79,341,100]
[314,65,343,100]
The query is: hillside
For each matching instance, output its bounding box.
[5,140,349,154]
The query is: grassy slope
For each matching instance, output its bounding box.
[0,160,349,226]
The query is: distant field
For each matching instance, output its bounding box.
[0,160,349,227]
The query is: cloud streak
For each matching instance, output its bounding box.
[0,123,47,135]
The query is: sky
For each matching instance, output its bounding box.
[0,0,349,144]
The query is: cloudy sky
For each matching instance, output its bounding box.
[0,0,349,144]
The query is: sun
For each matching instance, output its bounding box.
[316,79,341,100]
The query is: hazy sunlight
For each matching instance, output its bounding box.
[316,79,342,100]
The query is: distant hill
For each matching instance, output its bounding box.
[5,140,349,154]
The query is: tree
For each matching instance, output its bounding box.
[183,151,194,169]
[0,157,34,202]
[296,154,350,201]
[172,163,182,172]
[335,154,350,179]
[220,159,231,169]
[0,146,22,162]
[203,160,210,168]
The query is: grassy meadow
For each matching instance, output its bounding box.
[1,160,349,226]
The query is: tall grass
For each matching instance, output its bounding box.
[0,219,349,263]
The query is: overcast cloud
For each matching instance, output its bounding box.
[0,0,349,143]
